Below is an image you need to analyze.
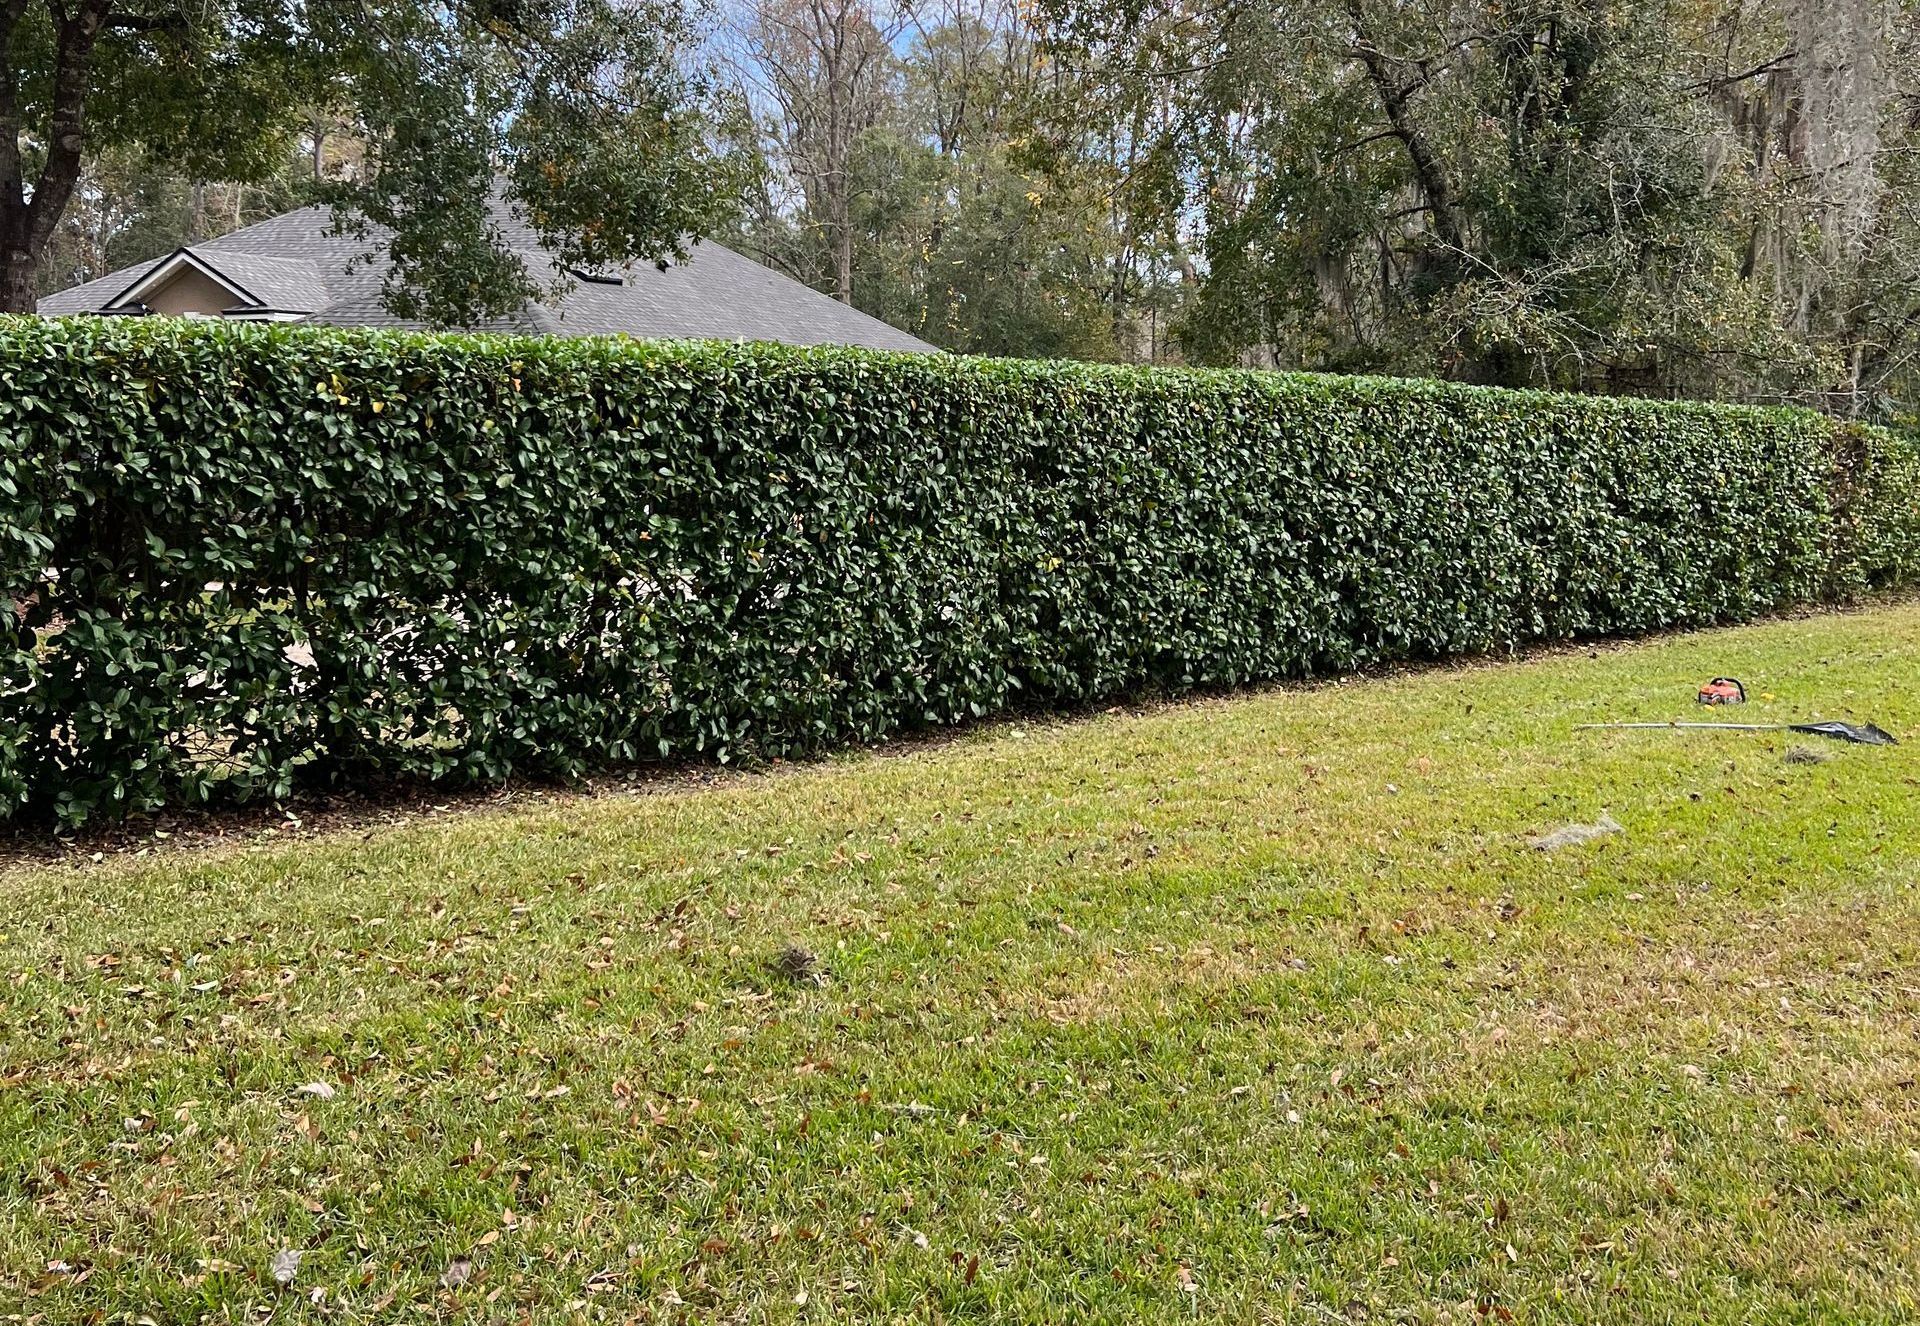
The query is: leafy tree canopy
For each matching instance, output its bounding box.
[0,0,738,321]
[1031,0,1920,417]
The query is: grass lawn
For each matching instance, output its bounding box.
[6,603,1920,1323]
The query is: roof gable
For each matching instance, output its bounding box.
[106,249,259,312]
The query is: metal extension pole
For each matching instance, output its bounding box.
[1575,722,1789,732]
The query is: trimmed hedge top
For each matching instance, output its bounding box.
[3,316,1915,823]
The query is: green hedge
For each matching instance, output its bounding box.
[3,317,1916,824]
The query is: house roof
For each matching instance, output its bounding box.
[107,248,336,316]
[38,202,937,353]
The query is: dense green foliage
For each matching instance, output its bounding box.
[3,316,1915,824]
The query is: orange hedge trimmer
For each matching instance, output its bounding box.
[1696,677,1746,705]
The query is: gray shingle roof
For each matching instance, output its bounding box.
[117,250,335,314]
[39,202,937,353]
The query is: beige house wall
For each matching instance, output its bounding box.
[141,267,244,317]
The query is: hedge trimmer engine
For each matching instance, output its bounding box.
[1697,677,1746,705]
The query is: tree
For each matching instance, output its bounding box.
[1034,0,1920,417]
[724,0,1174,358]
[36,145,316,298]
[0,0,738,321]
[738,0,902,304]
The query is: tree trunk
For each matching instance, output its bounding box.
[0,1,110,312]
[187,181,208,242]
[827,25,854,305]
[832,197,853,304]
[1346,0,1466,258]
[747,0,888,308]
[0,242,33,313]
